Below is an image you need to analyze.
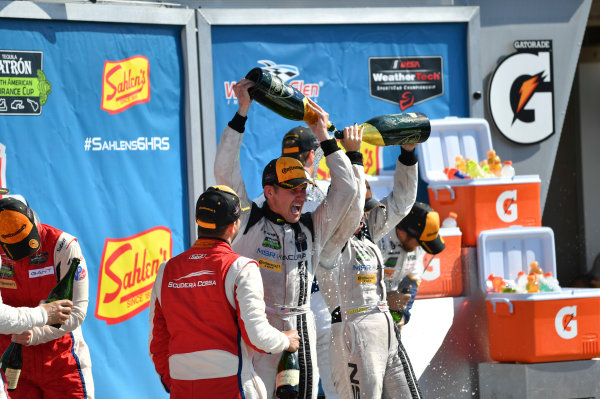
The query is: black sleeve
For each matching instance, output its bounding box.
[320,138,340,156]
[398,148,417,166]
[227,112,248,134]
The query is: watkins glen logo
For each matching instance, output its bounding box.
[224,60,321,103]
[95,226,172,325]
[101,55,150,115]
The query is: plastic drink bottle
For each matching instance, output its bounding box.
[501,160,515,178]
[465,158,485,178]
[541,272,561,292]
[442,212,458,228]
[245,67,431,146]
[515,270,528,293]
[444,167,470,180]
[487,150,502,176]
[0,342,22,391]
[275,351,299,399]
[526,274,540,293]
[479,160,491,177]
[455,155,466,172]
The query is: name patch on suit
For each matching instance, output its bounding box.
[29,266,54,278]
[259,259,282,272]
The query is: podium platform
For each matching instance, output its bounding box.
[478,359,600,398]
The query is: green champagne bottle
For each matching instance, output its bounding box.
[0,342,23,391]
[335,113,431,146]
[275,350,299,399]
[46,258,80,328]
[244,67,430,146]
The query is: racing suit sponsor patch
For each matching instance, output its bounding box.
[356,274,376,284]
[29,266,54,278]
[30,251,49,265]
[258,258,282,272]
[0,279,17,289]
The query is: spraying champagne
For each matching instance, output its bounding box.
[245,67,430,146]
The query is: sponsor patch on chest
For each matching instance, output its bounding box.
[356,274,377,284]
[29,266,55,278]
[258,258,282,272]
[0,279,17,289]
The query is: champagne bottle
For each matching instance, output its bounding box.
[46,257,80,328]
[245,67,430,146]
[0,342,23,391]
[335,113,430,146]
[275,351,299,399]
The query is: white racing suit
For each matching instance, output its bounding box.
[378,232,425,324]
[318,150,420,398]
[215,117,357,399]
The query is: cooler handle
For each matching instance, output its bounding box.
[489,297,514,314]
[430,185,455,200]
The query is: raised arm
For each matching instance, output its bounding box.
[306,101,358,251]
[367,145,419,243]
[214,78,255,207]
[318,124,365,268]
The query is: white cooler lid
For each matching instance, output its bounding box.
[477,226,556,293]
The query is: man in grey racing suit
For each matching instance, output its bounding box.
[317,142,421,398]
[214,78,360,399]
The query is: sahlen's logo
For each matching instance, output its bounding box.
[489,40,554,144]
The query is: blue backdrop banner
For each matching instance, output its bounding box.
[211,23,469,202]
[0,19,187,399]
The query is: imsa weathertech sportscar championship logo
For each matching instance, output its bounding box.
[101,55,150,115]
[95,226,172,324]
[489,40,554,144]
[369,56,444,111]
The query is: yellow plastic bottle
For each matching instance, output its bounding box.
[487,150,502,177]
[465,158,484,178]
[455,155,466,173]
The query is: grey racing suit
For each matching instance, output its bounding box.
[318,150,419,398]
[214,116,357,399]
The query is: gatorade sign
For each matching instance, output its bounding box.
[489,40,554,144]
[555,305,577,340]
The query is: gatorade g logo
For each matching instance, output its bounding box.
[489,40,554,144]
[555,305,577,339]
[422,258,441,281]
[496,190,518,223]
[95,226,172,324]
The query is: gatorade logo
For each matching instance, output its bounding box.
[555,305,577,339]
[422,258,440,281]
[489,40,554,144]
[496,190,518,223]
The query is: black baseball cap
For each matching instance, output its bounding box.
[282,126,319,156]
[196,185,249,229]
[364,181,385,212]
[262,157,313,189]
[0,197,41,260]
[398,202,445,255]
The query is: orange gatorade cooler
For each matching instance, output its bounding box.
[417,226,463,298]
[417,117,541,246]
[478,226,600,363]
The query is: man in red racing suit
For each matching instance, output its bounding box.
[0,197,93,399]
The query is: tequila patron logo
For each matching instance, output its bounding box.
[95,226,172,324]
[0,50,51,115]
[369,56,444,111]
[101,55,150,115]
[489,40,554,144]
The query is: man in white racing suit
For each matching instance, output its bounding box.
[379,202,445,328]
[317,143,422,398]
[214,78,361,399]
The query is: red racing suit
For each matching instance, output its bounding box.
[0,223,93,399]
[149,238,289,399]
